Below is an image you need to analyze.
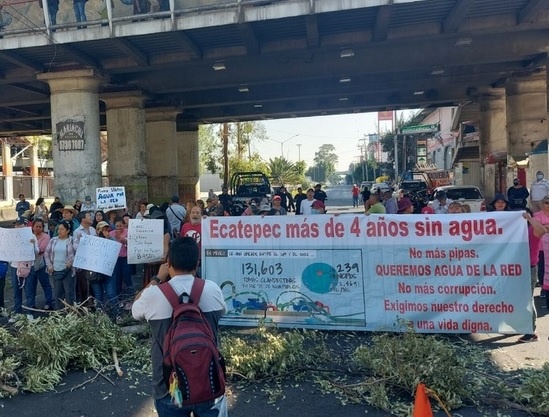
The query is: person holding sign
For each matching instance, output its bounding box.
[44,220,76,310]
[9,217,38,320]
[73,211,97,305]
[110,218,134,300]
[93,221,121,320]
[28,219,54,311]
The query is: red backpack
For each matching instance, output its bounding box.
[159,279,226,407]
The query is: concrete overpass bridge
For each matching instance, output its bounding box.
[0,0,547,208]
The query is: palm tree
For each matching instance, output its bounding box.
[267,157,301,185]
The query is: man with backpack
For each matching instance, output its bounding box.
[132,237,227,417]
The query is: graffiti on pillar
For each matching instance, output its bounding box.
[56,117,85,151]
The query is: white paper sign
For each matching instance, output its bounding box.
[96,186,126,212]
[127,219,164,264]
[0,227,36,261]
[73,235,121,276]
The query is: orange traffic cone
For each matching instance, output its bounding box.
[413,383,433,417]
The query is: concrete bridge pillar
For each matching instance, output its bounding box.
[102,92,148,215]
[176,123,200,203]
[506,70,547,159]
[37,69,104,204]
[478,88,507,201]
[145,108,179,204]
[2,142,13,202]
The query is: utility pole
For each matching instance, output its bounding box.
[297,144,302,162]
[359,137,368,181]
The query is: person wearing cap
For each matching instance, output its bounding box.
[258,203,272,216]
[489,193,510,212]
[432,190,453,214]
[15,193,30,217]
[299,188,317,216]
[313,184,327,204]
[54,205,80,237]
[206,195,225,217]
[271,195,287,215]
[81,195,96,212]
[166,195,187,239]
[506,178,529,211]
[396,197,414,214]
[351,184,360,208]
[8,216,38,320]
[366,193,386,214]
[93,221,120,319]
[530,171,549,213]
[311,200,325,214]
[44,220,76,310]
[73,211,97,304]
[275,186,293,212]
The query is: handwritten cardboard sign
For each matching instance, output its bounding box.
[96,186,126,212]
[0,227,36,262]
[127,219,164,264]
[73,235,121,276]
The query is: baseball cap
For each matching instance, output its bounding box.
[273,195,281,201]
[312,200,325,209]
[14,216,29,225]
[85,196,91,201]
[95,221,109,230]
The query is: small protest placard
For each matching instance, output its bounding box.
[96,186,126,212]
[73,235,121,276]
[127,219,164,264]
[0,227,36,262]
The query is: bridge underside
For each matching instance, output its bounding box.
[0,0,547,134]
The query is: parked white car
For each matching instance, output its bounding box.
[428,185,486,212]
[371,182,392,194]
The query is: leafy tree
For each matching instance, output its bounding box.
[199,121,268,177]
[309,144,338,182]
[199,124,221,174]
[267,157,301,185]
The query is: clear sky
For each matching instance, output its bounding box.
[255,111,417,172]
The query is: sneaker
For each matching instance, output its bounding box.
[43,304,52,311]
[26,314,35,321]
[518,334,538,343]
[7,317,16,324]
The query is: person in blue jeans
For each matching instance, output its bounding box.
[10,217,39,317]
[27,219,54,310]
[92,221,120,319]
[73,0,87,27]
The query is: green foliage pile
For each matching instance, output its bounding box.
[0,312,136,395]
[221,325,328,380]
[222,326,549,416]
[4,317,549,417]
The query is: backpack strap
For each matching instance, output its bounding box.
[159,278,205,308]
[189,277,205,305]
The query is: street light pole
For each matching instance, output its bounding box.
[296,144,302,162]
[268,134,300,158]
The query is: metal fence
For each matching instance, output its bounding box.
[0,0,290,36]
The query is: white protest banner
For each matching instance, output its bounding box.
[96,186,126,212]
[127,219,164,264]
[73,235,121,276]
[202,212,531,334]
[0,227,36,262]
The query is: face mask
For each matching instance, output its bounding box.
[311,209,320,214]
[537,175,544,181]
